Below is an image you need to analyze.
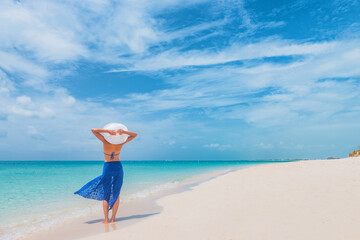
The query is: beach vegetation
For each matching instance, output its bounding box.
[349,147,360,157]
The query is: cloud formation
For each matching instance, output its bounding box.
[0,0,359,160]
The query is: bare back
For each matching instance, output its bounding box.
[91,128,137,162]
[103,142,124,162]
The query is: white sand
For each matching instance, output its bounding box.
[78,157,360,240]
[24,168,232,240]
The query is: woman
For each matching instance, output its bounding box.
[74,127,137,224]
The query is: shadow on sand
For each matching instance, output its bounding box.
[84,212,160,224]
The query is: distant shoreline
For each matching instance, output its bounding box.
[0,159,305,162]
[24,165,247,240]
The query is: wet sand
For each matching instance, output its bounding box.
[24,167,238,240]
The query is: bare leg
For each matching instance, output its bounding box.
[110,197,120,223]
[102,200,109,224]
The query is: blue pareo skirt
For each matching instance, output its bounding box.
[74,161,124,211]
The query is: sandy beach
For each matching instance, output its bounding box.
[25,158,360,240]
[76,157,360,240]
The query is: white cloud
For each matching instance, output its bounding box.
[0,0,359,160]
[27,125,39,135]
[0,1,87,62]
[0,50,48,78]
[110,38,360,130]
[111,39,335,72]
[16,95,32,105]
[0,70,15,94]
[204,143,220,148]
[62,96,76,105]
[157,19,228,44]
[0,0,227,159]
[255,142,273,149]
[204,143,231,151]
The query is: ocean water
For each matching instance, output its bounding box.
[0,160,278,240]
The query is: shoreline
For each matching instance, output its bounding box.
[23,165,250,240]
[21,157,360,240]
[1,160,269,240]
[74,157,360,240]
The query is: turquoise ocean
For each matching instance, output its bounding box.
[0,160,280,240]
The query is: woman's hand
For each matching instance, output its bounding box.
[108,130,117,135]
[117,129,124,135]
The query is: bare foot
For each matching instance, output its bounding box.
[102,219,109,224]
[110,219,116,223]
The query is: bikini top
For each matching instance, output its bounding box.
[104,152,120,160]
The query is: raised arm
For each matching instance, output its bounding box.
[118,129,138,145]
[91,128,115,143]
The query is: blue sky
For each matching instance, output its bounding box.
[1,0,360,160]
